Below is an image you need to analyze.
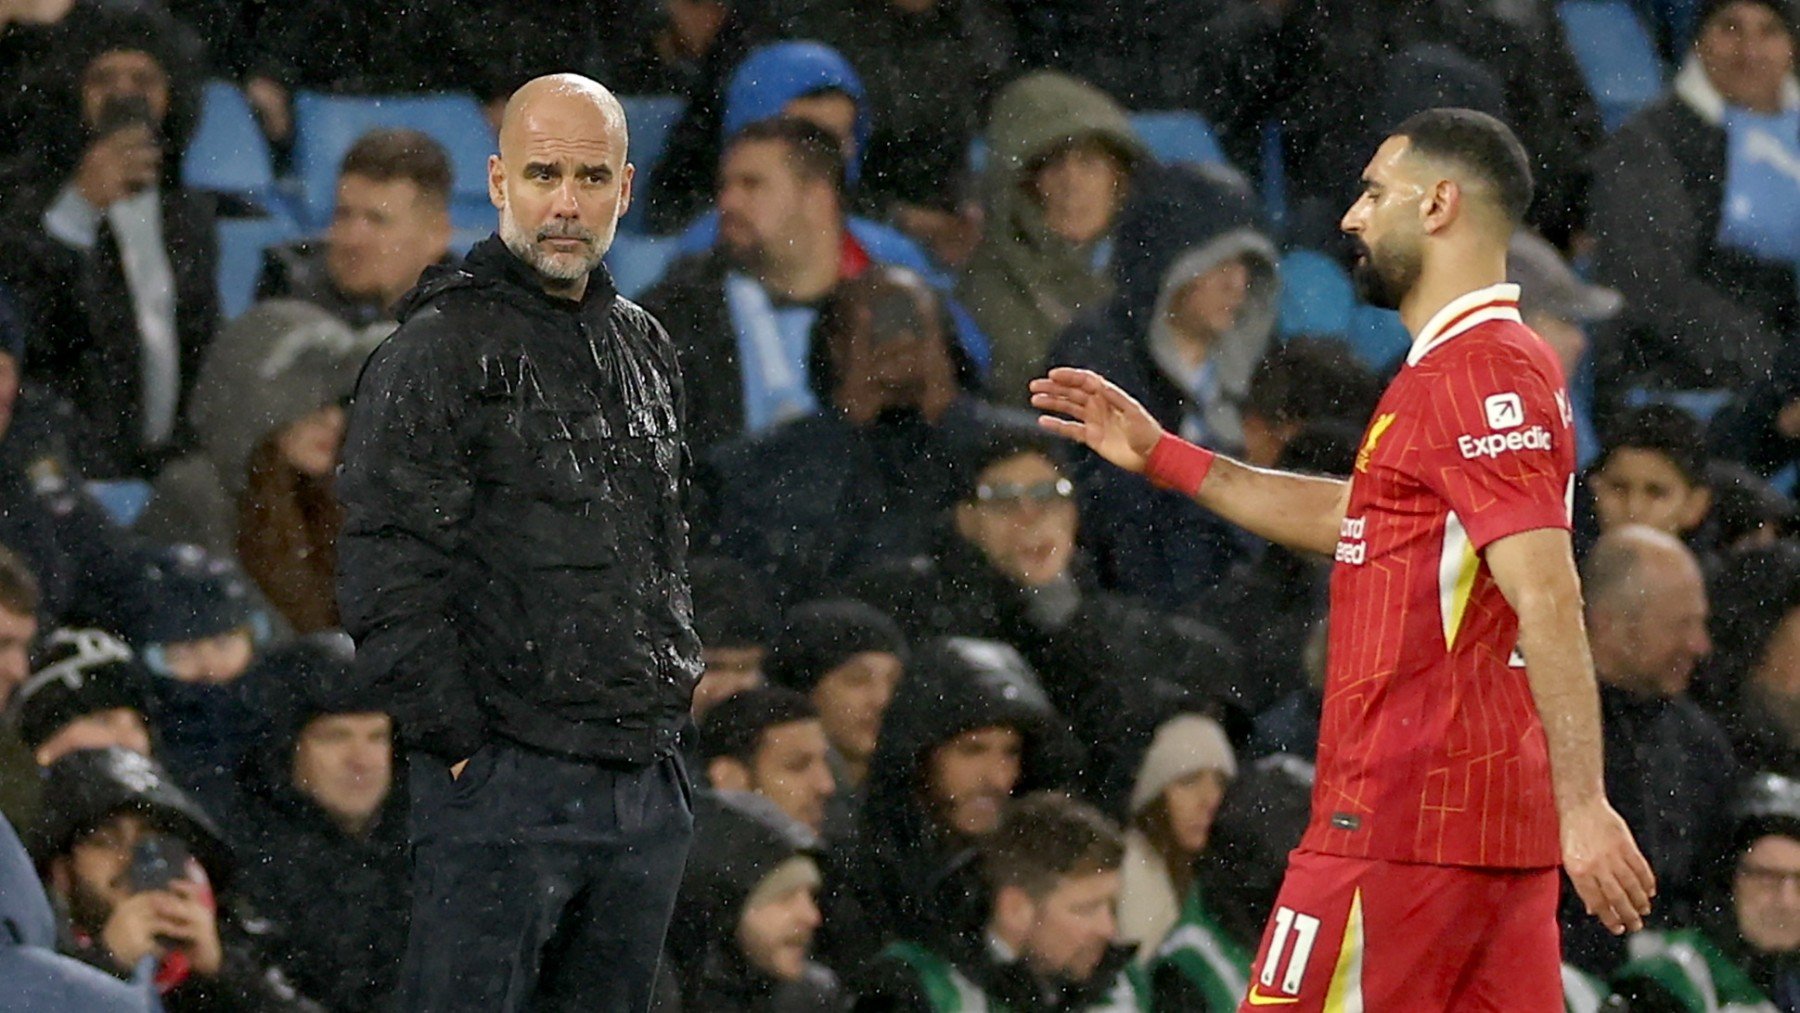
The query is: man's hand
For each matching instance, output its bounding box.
[158,881,223,976]
[244,76,292,142]
[1562,796,1656,935]
[100,891,168,970]
[1029,368,1165,474]
[73,124,160,208]
[450,758,469,779]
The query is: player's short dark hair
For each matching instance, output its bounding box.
[1245,338,1382,431]
[1392,108,1534,226]
[956,424,1065,503]
[339,128,453,209]
[1595,404,1709,488]
[727,116,847,196]
[0,543,39,619]
[700,685,819,765]
[982,793,1123,900]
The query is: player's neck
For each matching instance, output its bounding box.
[1399,245,1509,341]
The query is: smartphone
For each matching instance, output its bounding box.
[126,834,190,894]
[867,286,925,346]
[94,94,158,142]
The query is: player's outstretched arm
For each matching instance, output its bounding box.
[1487,527,1656,936]
[1030,367,1349,555]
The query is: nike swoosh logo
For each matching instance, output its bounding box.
[1246,987,1300,1006]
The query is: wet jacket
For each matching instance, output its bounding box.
[233,636,410,1012]
[0,813,156,1012]
[338,235,703,764]
[1050,164,1275,603]
[959,72,1147,407]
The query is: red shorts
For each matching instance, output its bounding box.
[1237,849,1561,1012]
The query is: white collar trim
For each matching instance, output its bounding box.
[1405,282,1522,366]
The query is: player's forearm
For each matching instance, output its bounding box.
[1194,455,1349,555]
[1514,586,1609,813]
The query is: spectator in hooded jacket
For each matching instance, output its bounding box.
[1708,542,1800,777]
[1049,162,1279,604]
[29,747,320,1011]
[766,599,909,838]
[845,637,1079,952]
[663,790,847,1011]
[233,634,409,1013]
[960,72,1148,407]
[1588,0,1800,404]
[0,6,217,479]
[690,556,783,722]
[0,543,43,831]
[694,266,1020,603]
[132,299,368,634]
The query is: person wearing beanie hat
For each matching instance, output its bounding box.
[701,685,837,834]
[662,790,845,1011]
[232,633,409,1012]
[690,555,782,721]
[1115,713,1236,964]
[11,628,154,768]
[767,598,907,824]
[30,747,322,1011]
[125,543,278,833]
[1613,771,1800,1012]
[1588,0,1800,405]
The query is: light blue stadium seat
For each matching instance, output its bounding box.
[215,215,301,319]
[85,480,153,528]
[607,232,681,300]
[1129,110,1228,169]
[291,91,496,230]
[1345,305,1411,372]
[619,95,687,233]
[183,80,286,217]
[1558,0,1666,130]
[1276,249,1355,339]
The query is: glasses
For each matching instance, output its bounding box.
[972,478,1075,511]
[1738,863,1800,892]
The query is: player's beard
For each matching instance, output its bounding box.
[1351,234,1421,312]
[499,204,604,286]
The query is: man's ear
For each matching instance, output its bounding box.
[708,756,752,793]
[991,884,1036,941]
[1680,486,1714,534]
[487,154,506,211]
[1421,178,1461,234]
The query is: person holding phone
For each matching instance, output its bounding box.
[1,5,218,479]
[28,747,320,1010]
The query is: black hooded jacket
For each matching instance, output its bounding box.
[846,638,1079,950]
[233,636,410,1013]
[664,790,846,1012]
[29,748,321,1012]
[337,236,703,764]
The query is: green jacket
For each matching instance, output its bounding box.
[1612,928,1778,1012]
[1146,885,1253,1010]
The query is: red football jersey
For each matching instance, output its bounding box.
[1303,283,1574,869]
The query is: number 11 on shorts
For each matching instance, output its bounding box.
[1260,906,1321,995]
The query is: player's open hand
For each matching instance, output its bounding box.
[1029,368,1165,474]
[1562,796,1656,936]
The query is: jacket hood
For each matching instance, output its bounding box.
[39,6,204,168]
[28,747,232,887]
[721,41,870,185]
[667,790,819,968]
[394,235,620,323]
[857,638,1079,938]
[1,815,54,950]
[977,71,1145,267]
[188,299,371,497]
[237,633,382,807]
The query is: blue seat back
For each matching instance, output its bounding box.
[1276,249,1355,339]
[215,215,301,319]
[291,91,496,230]
[1129,110,1228,169]
[1558,0,1665,130]
[183,80,278,204]
[607,233,681,300]
[619,94,687,233]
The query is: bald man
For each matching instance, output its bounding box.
[337,74,702,1011]
[1570,525,1740,972]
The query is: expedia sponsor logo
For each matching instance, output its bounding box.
[1334,515,1367,565]
[1458,426,1551,460]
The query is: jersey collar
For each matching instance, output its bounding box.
[1404,283,1523,367]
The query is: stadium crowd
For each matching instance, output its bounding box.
[0,0,1798,1008]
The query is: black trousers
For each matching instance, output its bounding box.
[392,740,694,1012]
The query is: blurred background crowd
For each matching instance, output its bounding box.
[1,0,1799,1009]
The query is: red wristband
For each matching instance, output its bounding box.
[1144,432,1215,495]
